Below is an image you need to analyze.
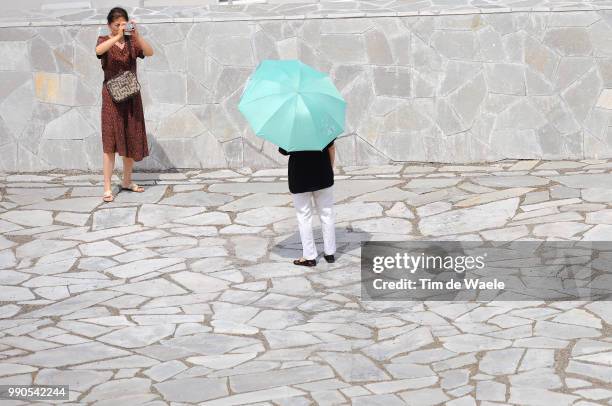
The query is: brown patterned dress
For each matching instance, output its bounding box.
[97,35,149,161]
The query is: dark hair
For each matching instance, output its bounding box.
[107,7,129,24]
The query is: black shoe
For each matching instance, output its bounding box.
[294,258,316,267]
[324,254,335,263]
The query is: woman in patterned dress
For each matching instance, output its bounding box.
[95,7,154,202]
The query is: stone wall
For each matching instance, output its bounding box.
[0,6,611,170]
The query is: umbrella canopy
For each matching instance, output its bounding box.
[238,59,346,152]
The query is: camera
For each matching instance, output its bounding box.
[124,22,134,36]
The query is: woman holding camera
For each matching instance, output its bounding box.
[95,7,154,202]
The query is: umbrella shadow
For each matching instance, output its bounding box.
[271,225,375,262]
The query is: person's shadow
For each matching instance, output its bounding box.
[271,225,374,264]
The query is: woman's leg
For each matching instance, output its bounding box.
[121,156,144,191]
[292,191,317,260]
[103,152,115,197]
[313,186,336,256]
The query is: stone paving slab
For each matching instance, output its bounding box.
[0,159,611,404]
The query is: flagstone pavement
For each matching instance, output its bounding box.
[0,159,611,406]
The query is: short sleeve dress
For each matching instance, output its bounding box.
[96,35,148,161]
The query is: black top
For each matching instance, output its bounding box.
[278,139,335,194]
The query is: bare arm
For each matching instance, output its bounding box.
[132,21,154,56]
[328,144,335,167]
[95,32,122,56]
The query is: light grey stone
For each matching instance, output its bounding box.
[35,369,112,392]
[398,388,450,405]
[509,386,578,406]
[479,348,523,375]
[373,67,410,98]
[10,342,130,367]
[419,198,519,236]
[138,204,205,226]
[230,365,334,393]
[92,207,137,230]
[317,352,389,382]
[111,278,188,297]
[159,191,233,207]
[98,324,175,348]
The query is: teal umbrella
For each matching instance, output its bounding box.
[238,59,346,152]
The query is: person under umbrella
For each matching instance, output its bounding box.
[239,59,346,266]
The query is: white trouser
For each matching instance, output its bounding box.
[292,185,336,260]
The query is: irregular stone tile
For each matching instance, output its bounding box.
[534,321,600,339]
[66,225,144,243]
[79,240,125,257]
[160,191,233,207]
[509,386,578,406]
[455,187,534,208]
[98,324,176,348]
[479,348,524,375]
[355,187,418,202]
[582,224,612,241]
[509,368,562,389]
[519,349,555,371]
[173,211,231,226]
[476,380,506,402]
[92,207,137,230]
[170,271,230,293]
[249,310,305,330]
[532,221,591,238]
[566,360,612,383]
[16,239,78,259]
[72,355,163,370]
[82,377,152,403]
[55,212,90,226]
[0,363,37,377]
[419,198,519,236]
[385,363,436,380]
[318,352,389,383]
[441,334,511,353]
[551,309,602,329]
[138,204,206,226]
[22,197,102,213]
[0,286,34,301]
[263,330,321,349]
[363,328,433,361]
[161,333,260,355]
[230,365,335,393]
[582,188,612,202]
[35,369,112,392]
[235,207,295,227]
[0,304,21,318]
[106,258,184,278]
[144,360,187,382]
[188,353,257,370]
[335,202,384,223]
[110,279,188,297]
[584,302,612,324]
[219,224,267,234]
[9,342,130,367]
[232,235,269,262]
[398,388,450,405]
[351,217,413,234]
[0,210,53,227]
[585,209,612,224]
[219,193,292,211]
[199,386,306,406]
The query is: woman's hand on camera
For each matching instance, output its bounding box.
[130,20,139,38]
